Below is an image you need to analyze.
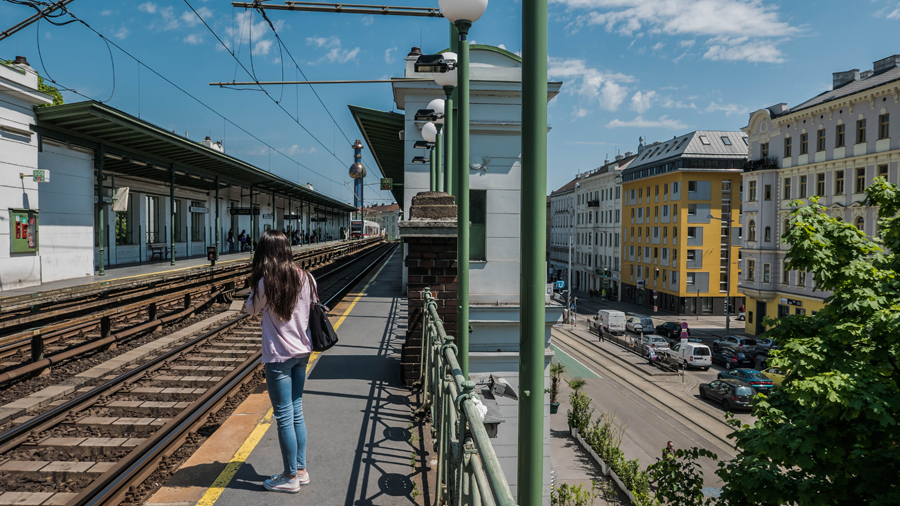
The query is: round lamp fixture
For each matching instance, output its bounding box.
[427,98,445,124]
[349,162,366,179]
[421,122,438,143]
[439,0,488,23]
[433,52,458,87]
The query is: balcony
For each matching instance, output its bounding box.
[743,157,779,172]
[587,199,600,208]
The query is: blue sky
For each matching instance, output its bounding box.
[2,0,899,201]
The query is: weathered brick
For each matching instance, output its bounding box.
[420,260,434,268]
[422,252,437,259]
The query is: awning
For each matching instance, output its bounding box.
[348,104,404,204]
[33,100,355,212]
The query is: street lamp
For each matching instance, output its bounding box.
[439,0,488,380]
[709,214,734,336]
[421,121,438,191]
[434,52,457,197]
[427,98,445,193]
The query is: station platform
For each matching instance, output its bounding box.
[146,246,428,506]
[0,240,351,300]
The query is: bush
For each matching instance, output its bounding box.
[566,390,594,431]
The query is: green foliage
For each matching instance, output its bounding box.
[716,182,900,505]
[648,447,718,506]
[566,377,587,392]
[566,389,593,432]
[0,59,64,107]
[551,482,601,506]
[550,361,565,404]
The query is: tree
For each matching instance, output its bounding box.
[716,182,900,505]
[648,447,718,506]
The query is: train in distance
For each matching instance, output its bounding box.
[351,219,381,238]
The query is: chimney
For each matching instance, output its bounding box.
[615,154,624,161]
[624,151,634,157]
[13,55,30,66]
[405,46,423,78]
[860,69,874,80]
[832,69,859,90]
[202,136,214,149]
[874,54,900,76]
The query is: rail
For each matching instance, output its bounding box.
[418,288,516,506]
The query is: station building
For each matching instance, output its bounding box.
[740,54,900,334]
[620,132,747,316]
[350,45,563,503]
[0,57,354,292]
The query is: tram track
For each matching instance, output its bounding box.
[0,243,397,506]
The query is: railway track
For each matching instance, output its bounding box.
[0,239,382,385]
[0,243,396,506]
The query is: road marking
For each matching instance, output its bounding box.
[194,248,394,506]
[550,344,600,379]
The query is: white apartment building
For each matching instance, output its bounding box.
[549,178,576,284]
[573,153,635,299]
[741,53,900,334]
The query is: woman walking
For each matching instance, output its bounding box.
[246,230,316,493]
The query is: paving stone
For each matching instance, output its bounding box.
[0,491,54,505]
[41,461,95,473]
[75,416,120,426]
[36,437,86,447]
[41,493,79,506]
[79,437,130,447]
[0,461,49,472]
[88,462,116,473]
[129,387,163,394]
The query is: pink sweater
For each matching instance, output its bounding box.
[246,274,316,363]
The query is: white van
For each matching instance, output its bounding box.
[661,342,712,370]
[591,310,626,335]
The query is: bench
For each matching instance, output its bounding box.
[148,242,169,260]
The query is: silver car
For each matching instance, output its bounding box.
[639,333,671,350]
[626,315,654,333]
[712,335,758,354]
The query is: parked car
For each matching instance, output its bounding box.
[711,347,754,370]
[639,334,670,352]
[761,367,787,386]
[660,343,711,370]
[712,335,758,354]
[655,321,691,342]
[591,310,627,335]
[699,379,758,411]
[626,315,654,333]
[716,368,774,390]
[756,337,779,355]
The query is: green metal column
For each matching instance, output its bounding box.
[170,164,176,266]
[518,0,548,503]
[250,185,254,255]
[429,148,437,191]
[435,126,443,193]
[456,20,471,378]
[96,145,105,275]
[443,88,455,197]
[215,176,220,259]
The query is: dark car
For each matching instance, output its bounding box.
[711,347,754,370]
[699,379,758,411]
[712,335,758,354]
[656,321,691,342]
[717,368,775,390]
[756,337,779,355]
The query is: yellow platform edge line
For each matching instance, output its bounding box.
[195,248,395,506]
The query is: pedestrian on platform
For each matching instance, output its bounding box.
[227,229,234,253]
[246,230,316,493]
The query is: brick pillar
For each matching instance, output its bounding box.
[399,191,457,386]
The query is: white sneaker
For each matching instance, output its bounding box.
[297,471,310,486]
[264,474,301,493]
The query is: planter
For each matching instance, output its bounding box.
[550,402,560,414]
[570,426,638,504]
[609,469,638,504]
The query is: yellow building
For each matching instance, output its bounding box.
[620,132,747,316]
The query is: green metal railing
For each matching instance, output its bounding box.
[417,288,516,506]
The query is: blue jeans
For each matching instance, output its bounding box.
[264,355,310,476]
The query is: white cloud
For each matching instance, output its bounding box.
[253,39,274,56]
[573,107,591,118]
[361,15,374,25]
[286,145,316,156]
[630,90,656,113]
[100,9,113,16]
[113,27,130,40]
[181,7,213,27]
[222,11,284,56]
[498,43,507,50]
[384,47,398,64]
[875,2,900,19]
[138,2,156,14]
[705,101,750,116]
[651,42,665,51]
[184,33,204,45]
[555,0,801,63]
[659,96,696,109]
[605,115,688,129]
[306,35,360,64]
[548,57,634,112]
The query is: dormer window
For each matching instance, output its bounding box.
[721,136,732,145]
[699,135,710,145]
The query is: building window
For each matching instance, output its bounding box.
[857,119,867,144]
[686,250,696,261]
[784,137,792,158]
[880,114,890,139]
[672,182,679,194]
[836,124,846,147]
[763,264,771,283]
[655,185,660,195]
[856,168,866,193]
[798,271,806,287]
[856,216,864,232]
[800,175,808,197]
[761,142,769,159]
[748,181,757,201]
[115,194,135,245]
[817,129,826,152]
[688,204,697,216]
[664,183,669,195]
[469,190,487,260]
[836,170,845,194]
[879,164,888,179]
[764,184,772,201]
[747,259,755,281]
[817,173,825,196]
[688,181,697,192]
[784,177,792,199]
[748,220,756,242]
[784,219,790,234]
[673,204,678,215]
[687,227,697,239]
[721,136,732,145]
[800,133,809,155]
[686,272,696,285]
[764,226,771,242]
[673,248,678,262]
[190,200,205,242]
[782,261,790,284]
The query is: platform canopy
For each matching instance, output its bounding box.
[33,100,355,212]
[348,104,404,204]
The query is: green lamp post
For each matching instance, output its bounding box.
[422,121,438,191]
[432,54,457,197]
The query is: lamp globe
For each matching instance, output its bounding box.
[433,52,458,87]
[421,122,438,143]
[427,98,445,124]
[439,0,488,23]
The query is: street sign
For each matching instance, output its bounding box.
[681,321,688,330]
[681,330,688,345]
[637,280,644,287]
[32,169,49,182]
[380,177,393,190]
[556,280,565,289]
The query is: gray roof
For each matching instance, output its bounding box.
[787,65,900,115]
[582,153,638,180]
[626,130,748,172]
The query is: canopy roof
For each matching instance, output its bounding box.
[348,104,404,204]
[34,100,354,211]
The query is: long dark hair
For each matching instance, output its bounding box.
[250,230,305,321]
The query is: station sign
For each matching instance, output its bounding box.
[380,178,393,190]
[284,214,301,220]
[262,213,274,219]
[32,169,49,182]
[556,280,565,289]
[189,206,208,214]
[230,207,260,216]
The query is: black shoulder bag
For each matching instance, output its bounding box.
[304,271,339,352]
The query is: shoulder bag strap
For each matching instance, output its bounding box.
[303,270,319,304]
